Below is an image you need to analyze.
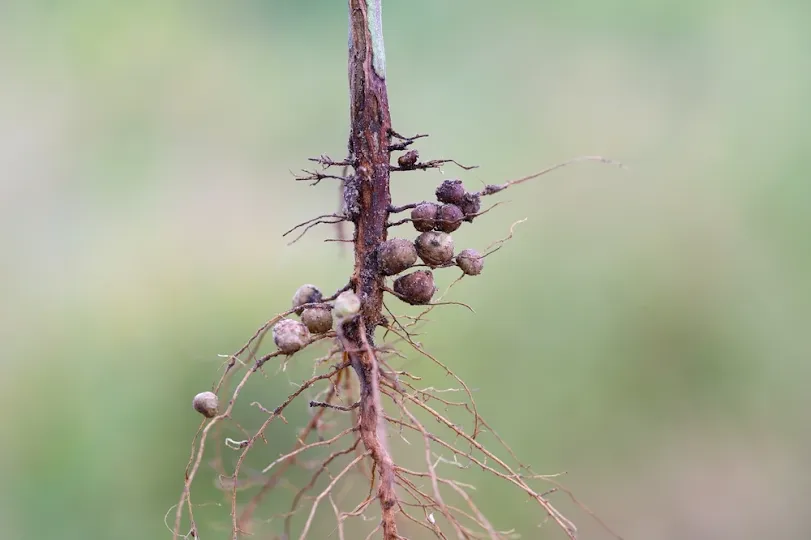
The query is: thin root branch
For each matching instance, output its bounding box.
[479,155,625,197]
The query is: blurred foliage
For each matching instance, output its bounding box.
[2,1,810,539]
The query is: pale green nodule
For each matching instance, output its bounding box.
[333,290,361,321]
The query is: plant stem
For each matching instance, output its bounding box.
[347,0,391,324]
[345,1,398,538]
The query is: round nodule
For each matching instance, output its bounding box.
[435,179,465,206]
[456,248,484,276]
[410,202,439,232]
[398,149,419,169]
[393,270,436,305]
[415,231,454,267]
[435,204,464,233]
[291,284,322,315]
[378,238,418,276]
[332,290,361,322]
[273,318,310,354]
[301,307,333,334]
[193,391,218,418]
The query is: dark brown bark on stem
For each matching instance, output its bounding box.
[345,1,398,538]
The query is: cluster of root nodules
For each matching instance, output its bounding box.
[172,133,623,540]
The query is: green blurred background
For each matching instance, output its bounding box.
[2,1,810,538]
